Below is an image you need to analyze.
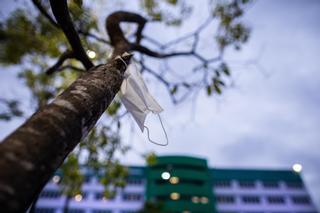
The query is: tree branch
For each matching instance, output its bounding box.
[0,53,133,212]
[106,11,147,58]
[131,44,192,58]
[49,0,94,70]
[78,30,110,45]
[58,65,86,73]
[46,50,75,75]
[31,0,60,29]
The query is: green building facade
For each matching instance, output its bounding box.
[146,156,216,213]
[35,155,318,213]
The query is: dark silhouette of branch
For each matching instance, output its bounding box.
[105,11,220,66]
[106,11,147,57]
[31,0,60,29]
[49,0,94,70]
[58,65,86,73]
[103,11,227,103]
[131,44,192,58]
[77,30,110,45]
[138,55,199,104]
[46,50,75,75]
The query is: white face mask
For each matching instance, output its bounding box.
[117,57,168,146]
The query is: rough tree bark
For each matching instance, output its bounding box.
[0,1,144,211]
[0,53,131,211]
[0,0,218,210]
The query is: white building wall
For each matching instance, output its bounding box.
[35,171,318,213]
[35,177,145,213]
[213,180,318,213]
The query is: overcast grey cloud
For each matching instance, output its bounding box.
[1,0,319,209]
[118,0,320,208]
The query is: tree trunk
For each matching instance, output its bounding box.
[28,193,39,213]
[0,53,132,212]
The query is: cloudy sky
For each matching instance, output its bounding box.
[1,0,320,209]
[117,0,320,208]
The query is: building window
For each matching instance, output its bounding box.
[156,179,203,186]
[127,178,143,185]
[122,193,142,201]
[262,181,279,188]
[215,195,235,203]
[39,190,61,199]
[242,196,260,204]
[34,208,55,213]
[286,182,303,189]
[214,181,231,188]
[95,192,103,200]
[291,196,311,204]
[95,192,114,200]
[92,210,112,213]
[68,209,85,213]
[267,196,285,204]
[84,175,91,183]
[239,181,255,188]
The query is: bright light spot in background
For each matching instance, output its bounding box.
[169,176,179,184]
[52,175,60,183]
[87,50,96,59]
[191,196,199,203]
[201,196,209,204]
[74,194,83,202]
[170,192,180,200]
[292,163,302,173]
[161,171,171,180]
[183,211,191,213]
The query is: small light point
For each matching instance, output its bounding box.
[170,192,180,200]
[87,50,96,59]
[169,176,179,184]
[292,163,302,173]
[192,196,199,203]
[52,175,60,183]
[161,172,171,180]
[201,196,209,204]
[74,194,83,202]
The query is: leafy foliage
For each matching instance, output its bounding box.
[214,0,251,51]
[141,0,192,25]
[60,154,84,197]
[0,99,23,121]
[0,0,253,205]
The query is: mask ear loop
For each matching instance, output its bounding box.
[144,113,169,146]
[116,56,128,70]
[118,56,169,146]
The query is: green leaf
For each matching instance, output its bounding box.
[107,101,121,116]
[152,12,162,21]
[170,85,178,94]
[166,0,178,5]
[0,113,11,121]
[72,0,83,8]
[214,84,222,95]
[145,152,157,166]
[206,85,212,96]
[221,63,230,76]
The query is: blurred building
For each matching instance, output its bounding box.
[34,155,318,213]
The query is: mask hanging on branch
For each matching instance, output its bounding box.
[117,56,168,146]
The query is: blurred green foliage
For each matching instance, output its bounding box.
[0,0,252,206]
